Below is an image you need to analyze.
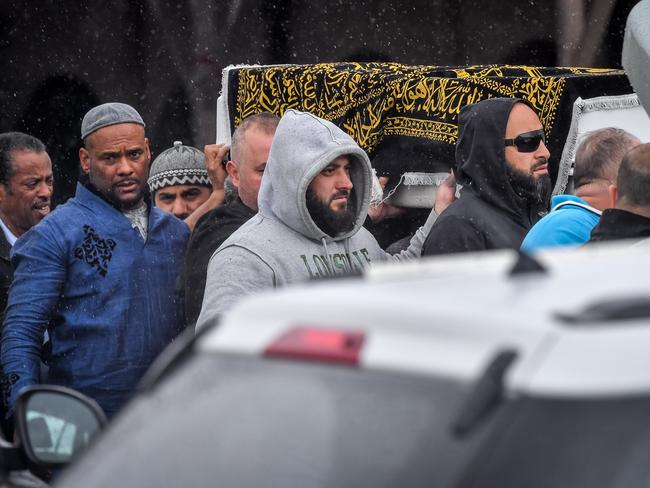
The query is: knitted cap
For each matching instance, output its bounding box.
[81,102,145,139]
[148,141,210,192]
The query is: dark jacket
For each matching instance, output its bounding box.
[0,232,11,317]
[423,98,544,256]
[589,208,650,242]
[183,198,256,327]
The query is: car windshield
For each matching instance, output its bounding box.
[57,352,495,487]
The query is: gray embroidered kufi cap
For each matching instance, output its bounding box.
[148,141,210,192]
[81,102,145,139]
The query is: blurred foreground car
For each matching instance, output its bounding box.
[57,243,650,488]
[0,386,105,487]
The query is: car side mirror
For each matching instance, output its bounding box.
[14,385,107,468]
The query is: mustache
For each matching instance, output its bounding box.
[113,178,141,187]
[32,201,50,210]
[532,158,548,171]
[330,189,350,201]
[115,178,140,185]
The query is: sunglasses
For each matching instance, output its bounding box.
[504,129,546,153]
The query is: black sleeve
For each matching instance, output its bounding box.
[183,218,239,328]
[421,215,487,256]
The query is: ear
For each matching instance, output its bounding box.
[0,183,6,204]
[144,137,151,164]
[608,184,618,207]
[225,161,240,188]
[79,147,91,174]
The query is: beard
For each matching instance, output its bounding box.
[505,161,552,207]
[97,179,146,211]
[306,188,357,237]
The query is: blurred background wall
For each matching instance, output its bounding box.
[0,0,639,205]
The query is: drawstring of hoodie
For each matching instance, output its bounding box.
[320,237,336,275]
[343,238,356,275]
[321,237,355,276]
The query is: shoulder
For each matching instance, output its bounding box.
[432,210,481,232]
[197,200,255,226]
[217,214,280,248]
[210,243,275,275]
[522,207,598,252]
[151,208,190,236]
[191,203,255,244]
[423,212,485,256]
[41,197,86,226]
[348,227,384,254]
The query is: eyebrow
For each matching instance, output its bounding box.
[98,146,144,156]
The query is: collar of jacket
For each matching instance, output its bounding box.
[73,180,176,237]
[593,208,650,240]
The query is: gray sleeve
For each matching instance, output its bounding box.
[387,207,439,261]
[195,245,275,332]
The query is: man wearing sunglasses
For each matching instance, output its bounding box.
[422,98,551,255]
[522,127,639,253]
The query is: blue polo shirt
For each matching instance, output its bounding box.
[521,195,601,254]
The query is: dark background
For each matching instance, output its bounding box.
[0,0,640,205]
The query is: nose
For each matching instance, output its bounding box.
[171,199,189,218]
[37,181,53,199]
[116,156,135,176]
[336,169,353,190]
[536,140,551,160]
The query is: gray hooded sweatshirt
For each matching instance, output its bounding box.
[196,109,436,330]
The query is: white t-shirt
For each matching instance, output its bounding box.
[0,217,18,246]
[122,204,149,241]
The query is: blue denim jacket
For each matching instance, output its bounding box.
[1,183,189,417]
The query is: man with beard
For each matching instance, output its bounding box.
[422,98,551,255]
[1,103,189,420]
[183,112,278,328]
[522,127,639,253]
[195,109,441,330]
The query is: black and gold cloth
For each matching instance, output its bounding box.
[225,63,632,185]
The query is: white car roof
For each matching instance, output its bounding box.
[200,242,650,399]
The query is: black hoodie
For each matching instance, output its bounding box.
[422,98,545,256]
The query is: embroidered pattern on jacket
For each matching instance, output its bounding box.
[74,225,117,277]
[0,372,19,409]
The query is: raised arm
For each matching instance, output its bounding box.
[184,143,229,232]
[387,173,458,260]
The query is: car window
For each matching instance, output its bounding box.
[458,395,650,488]
[58,353,495,487]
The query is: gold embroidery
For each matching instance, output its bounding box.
[231,63,626,154]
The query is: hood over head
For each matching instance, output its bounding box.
[455,97,541,224]
[258,109,372,242]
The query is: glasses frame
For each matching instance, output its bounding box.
[504,129,546,153]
